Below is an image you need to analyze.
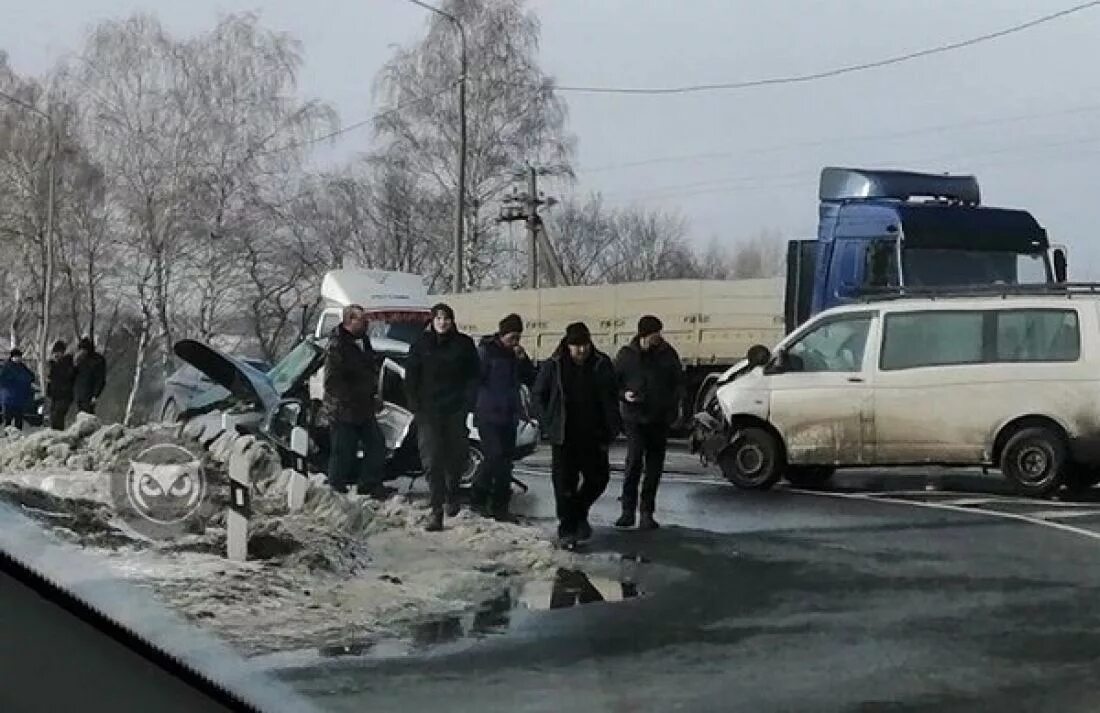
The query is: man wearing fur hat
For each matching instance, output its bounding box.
[472,313,536,521]
[406,303,481,532]
[613,315,684,530]
[532,322,621,549]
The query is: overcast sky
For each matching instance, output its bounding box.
[4,0,1100,274]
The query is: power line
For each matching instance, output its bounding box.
[256,80,459,156]
[543,1,1100,95]
[581,99,1100,175]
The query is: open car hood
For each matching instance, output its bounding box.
[173,340,280,414]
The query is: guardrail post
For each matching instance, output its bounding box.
[287,426,309,511]
[226,438,251,562]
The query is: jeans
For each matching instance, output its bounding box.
[622,421,669,512]
[551,439,610,535]
[474,422,516,512]
[418,412,469,513]
[328,417,386,493]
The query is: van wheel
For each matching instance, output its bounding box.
[1000,427,1066,498]
[718,427,783,490]
[786,466,835,489]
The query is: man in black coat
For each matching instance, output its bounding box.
[472,313,536,520]
[613,315,684,530]
[323,304,389,497]
[46,340,75,430]
[73,337,106,415]
[532,322,621,549]
[405,303,480,532]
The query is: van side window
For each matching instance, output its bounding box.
[995,309,1079,362]
[881,311,984,370]
[785,314,873,373]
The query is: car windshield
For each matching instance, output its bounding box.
[902,248,1049,287]
[267,341,321,395]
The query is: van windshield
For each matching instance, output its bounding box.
[902,249,1049,287]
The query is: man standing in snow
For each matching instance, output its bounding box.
[406,303,480,532]
[471,313,536,521]
[613,315,684,530]
[532,322,621,549]
[46,340,75,429]
[0,349,35,429]
[73,337,106,415]
[324,304,389,498]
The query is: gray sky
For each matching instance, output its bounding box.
[4,0,1100,273]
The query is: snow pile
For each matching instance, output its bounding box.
[0,417,585,655]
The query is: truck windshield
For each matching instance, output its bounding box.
[902,249,1049,287]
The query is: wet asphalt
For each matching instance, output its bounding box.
[272,448,1100,713]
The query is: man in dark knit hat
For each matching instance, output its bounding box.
[472,313,536,520]
[613,314,683,530]
[532,321,621,549]
[73,336,107,415]
[406,302,481,532]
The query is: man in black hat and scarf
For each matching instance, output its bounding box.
[613,314,684,530]
[472,313,536,521]
[532,322,621,549]
[406,303,480,532]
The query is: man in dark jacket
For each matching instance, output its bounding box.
[0,349,35,429]
[472,313,537,520]
[46,340,75,430]
[73,337,107,415]
[323,304,388,497]
[614,315,684,530]
[406,303,480,532]
[532,322,621,549]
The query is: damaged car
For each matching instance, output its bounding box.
[691,294,1100,498]
[172,337,540,488]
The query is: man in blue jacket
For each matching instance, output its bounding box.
[472,313,536,521]
[0,349,36,430]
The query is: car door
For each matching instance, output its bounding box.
[767,311,878,465]
[376,357,413,450]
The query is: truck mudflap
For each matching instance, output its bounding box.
[689,412,729,466]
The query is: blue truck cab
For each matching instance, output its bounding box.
[784,167,1068,333]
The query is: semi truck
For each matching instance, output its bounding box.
[443,166,1069,425]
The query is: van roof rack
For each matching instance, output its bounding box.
[856,283,1100,302]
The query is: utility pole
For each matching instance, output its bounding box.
[499,162,570,289]
[406,0,467,294]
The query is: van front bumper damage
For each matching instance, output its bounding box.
[689,412,729,465]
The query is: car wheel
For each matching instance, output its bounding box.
[1000,426,1066,498]
[461,441,485,489]
[718,427,783,490]
[785,466,835,489]
[161,398,180,424]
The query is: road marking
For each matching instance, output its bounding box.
[789,488,1100,543]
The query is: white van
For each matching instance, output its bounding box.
[693,293,1098,497]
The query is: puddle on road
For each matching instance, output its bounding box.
[315,559,647,661]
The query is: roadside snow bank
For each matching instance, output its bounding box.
[0,417,587,655]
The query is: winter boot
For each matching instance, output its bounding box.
[614,503,636,529]
[576,518,593,543]
[444,502,461,518]
[638,509,660,531]
[425,510,444,532]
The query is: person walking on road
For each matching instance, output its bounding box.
[532,322,621,549]
[472,313,537,521]
[0,349,35,430]
[324,304,390,498]
[406,303,480,532]
[73,337,106,415]
[614,315,684,530]
[46,340,75,430]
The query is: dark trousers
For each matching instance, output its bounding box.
[1,408,24,430]
[328,417,385,493]
[474,422,517,511]
[622,421,669,513]
[551,439,610,535]
[76,398,95,415]
[49,399,70,430]
[418,412,469,513]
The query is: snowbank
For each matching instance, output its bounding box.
[0,416,588,655]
